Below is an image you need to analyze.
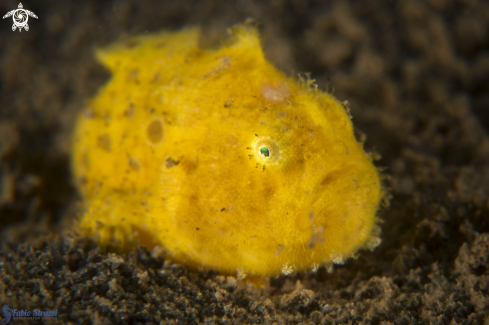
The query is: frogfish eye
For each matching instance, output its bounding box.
[260,147,270,157]
[252,136,282,165]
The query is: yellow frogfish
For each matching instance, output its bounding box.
[72,25,383,277]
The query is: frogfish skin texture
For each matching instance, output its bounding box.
[72,25,383,277]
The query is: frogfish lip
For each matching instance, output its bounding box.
[310,163,360,207]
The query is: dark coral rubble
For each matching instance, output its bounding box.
[1,0,489,323]
[1,235,488,324]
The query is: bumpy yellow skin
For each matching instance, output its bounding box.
[72,26,382,277]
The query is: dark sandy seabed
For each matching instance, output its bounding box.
[1,0,489,324]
